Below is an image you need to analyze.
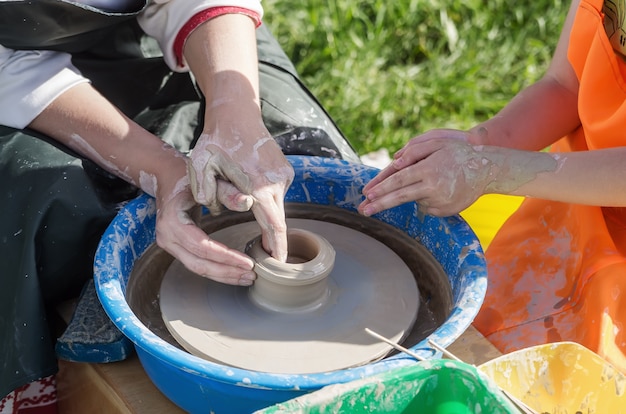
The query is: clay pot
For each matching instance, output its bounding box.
[245,228,335,313]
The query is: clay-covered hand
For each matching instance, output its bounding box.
[154,175,259,286]
[187,129,294,262]
[359,129,495,217]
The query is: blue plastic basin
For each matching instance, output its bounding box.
[94,155,487,413]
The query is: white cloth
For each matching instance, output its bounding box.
[0,47,88,129]
[0,0,263,129]
[138,0,263,71]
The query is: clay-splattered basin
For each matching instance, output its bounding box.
[479,342,626,413]
[94,155,487,414]
[257,359,520,414]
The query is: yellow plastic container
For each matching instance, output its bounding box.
[460,194,523,250]
[479,342,626,413]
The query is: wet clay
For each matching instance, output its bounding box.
[160,219,419,374]
[246,228,336,312]
[126,204,452,373]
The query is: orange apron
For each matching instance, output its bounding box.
[473,0,626,372]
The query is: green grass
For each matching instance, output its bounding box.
[263,0,569,155]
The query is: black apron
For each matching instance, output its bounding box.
[0,0,359,398]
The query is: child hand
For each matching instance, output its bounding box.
[359,130,492,217]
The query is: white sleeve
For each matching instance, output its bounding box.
[0,45,88,130]
[137,0,263,72]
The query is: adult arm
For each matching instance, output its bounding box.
[27,82,258,285]
[0,42,257,285]
[183,14,294,262]
[140,1,294,262]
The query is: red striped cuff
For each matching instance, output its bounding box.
[174,6,262,67]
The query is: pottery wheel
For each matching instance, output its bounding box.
[160,218,419,374]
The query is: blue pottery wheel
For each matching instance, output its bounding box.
[93,155,487,414]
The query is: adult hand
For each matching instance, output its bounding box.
[187,128,294,262]
[359,130,494,217]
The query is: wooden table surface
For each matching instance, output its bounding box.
[56,324,501,413]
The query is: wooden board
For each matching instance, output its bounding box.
[57,354,183,414]
[56,324,499,413]
[447,324,502,366]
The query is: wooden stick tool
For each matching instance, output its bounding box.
[363,328,538,414]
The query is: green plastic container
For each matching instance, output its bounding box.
[256,360,519,414]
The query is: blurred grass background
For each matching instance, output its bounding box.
[263,0,569,155]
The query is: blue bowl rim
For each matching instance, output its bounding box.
[94,155,487,391]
